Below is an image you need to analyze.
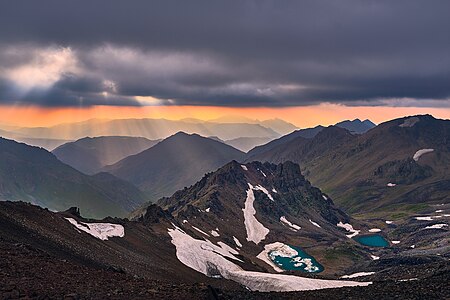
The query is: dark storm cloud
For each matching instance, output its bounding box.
[0,0,449,107]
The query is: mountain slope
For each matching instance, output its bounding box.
[0,137,149,218]
[224,136,274,152]
[246,125,324,159]
[104,132,245,200]
[246,115,450,216]
[53,136,159,174]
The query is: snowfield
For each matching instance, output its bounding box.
[65,217,124,241]
[192,226,210,236]
[233,236,243,248]
[280,216,301,231]
[253,184,274,201]
[413,148,434,161]
[309,219,321,228]
[341,272,375,279]
[399,117,419,127]
[424,224,448,230]
[337,222,360,238]
[169,227,370,292]
[415,216,434,221]
[243,183,270,244]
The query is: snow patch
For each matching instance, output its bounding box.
[253,184,274,201]
[337,222,360,238]
[399,117,419,128]
[385,220,394,224]
[233,236,243,248]
[272,188,278,193]
[280,216,301,231]
[217,241,240,256]
[210,230,220,237]
[424,224,448,230]
[182,219,188,224]
[435,210,443,213]
[387,183,396,187]
[410,245,415,249]
[260,170,267,177]
[309,219,321,228]
[169,228,370,292]
[391,241,400,244]
[322,195,327,200]
[243,183,270,244]
[241,165,248,171]
[65,218,124,241]
[413,149,434,161]
[415,216,433,221]
[341,272,375,279]
[370,255,380,260]
[369,228,381,233]
[205,207,210,213]
[192,226,210,236]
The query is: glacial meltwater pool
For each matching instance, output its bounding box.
[269,245,324,273]
[354,234,389,247]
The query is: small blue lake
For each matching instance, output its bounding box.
[354,234,389,247]
[269,245,324,273]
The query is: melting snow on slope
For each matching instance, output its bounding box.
[65,217,124,241]
[415,216,433,221]
[243,183,270,244]
[253,185,274,201]
[280,216,301,231]
[309,219,321,228]
[341,272,375,279]
[192,226,210,236]
[210,229,220,237]
[241,165,248,171]
[168,227,370,292]
[399,117,419,128]
[413,149,434,161]
[337,222,360,238]
[424,224,448,230]
[233,236,243,248]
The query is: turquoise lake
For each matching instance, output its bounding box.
[269,245,324,273]
[354,234,389,247]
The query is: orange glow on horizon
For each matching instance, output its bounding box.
[0,104,449,129]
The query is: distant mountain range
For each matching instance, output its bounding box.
[2,117,295,141]
[53,136,160,175]
[335,119,376,134]
[0,138,149,218]
[104,132,245,200]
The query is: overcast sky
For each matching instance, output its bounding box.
[0,0,449,108]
